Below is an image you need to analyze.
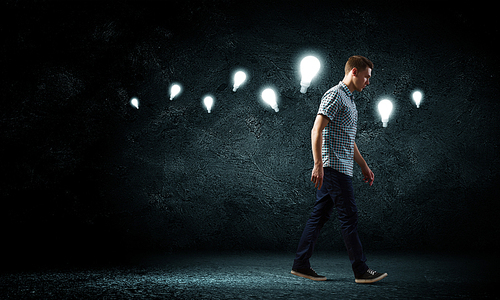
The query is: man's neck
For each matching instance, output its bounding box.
[342,75,355,93]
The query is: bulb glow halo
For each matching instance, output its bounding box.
[233,71,247,92]
[170,84,182,100]
[261,88,279,112]
[299,56,321,93]
[130,97,139,109]
[378,99,393,127]
[203,96,214,113]
[412,90,423,108]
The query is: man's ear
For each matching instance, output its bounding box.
[351,67,358,77]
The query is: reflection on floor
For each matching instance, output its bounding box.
[0,251,494,299]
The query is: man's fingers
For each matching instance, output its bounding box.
[317,178,323,190]
[311,175,323,190]
[314,176,323,190]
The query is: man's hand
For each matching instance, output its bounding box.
[311,164,324,190]
[361,165,374,186]
[354,142,374,186]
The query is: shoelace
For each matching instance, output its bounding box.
[367,269,376,275]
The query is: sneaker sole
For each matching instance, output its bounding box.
[355,273,388,284]
[291,270,327,281]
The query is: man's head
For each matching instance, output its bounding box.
[344,55,373,92]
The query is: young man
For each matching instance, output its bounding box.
[291,56,387,284]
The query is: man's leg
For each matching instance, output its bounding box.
[331,168,369,277]
[292,170,335,271]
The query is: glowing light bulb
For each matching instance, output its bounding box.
[378,99,393,127]
[261,88,279,112]
[300,56,321,93]
[233,71,247,92]
[130,97,139,109]
[203,96,214,113]
[170,84,181,100]
[412,91,422,108]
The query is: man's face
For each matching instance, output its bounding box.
[353,67,371,92]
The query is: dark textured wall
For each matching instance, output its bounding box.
[2,1,499,264]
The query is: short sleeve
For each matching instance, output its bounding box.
[317,90,340,122]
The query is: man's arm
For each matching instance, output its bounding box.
[311,114,330,190]
[354,142,374,186]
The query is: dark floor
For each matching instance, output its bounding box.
[0,251,495,299]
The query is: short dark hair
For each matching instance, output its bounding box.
[345,55,374,75]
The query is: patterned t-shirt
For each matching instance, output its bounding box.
[317,81,358,176]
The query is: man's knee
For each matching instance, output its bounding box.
[339,211,358,229]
